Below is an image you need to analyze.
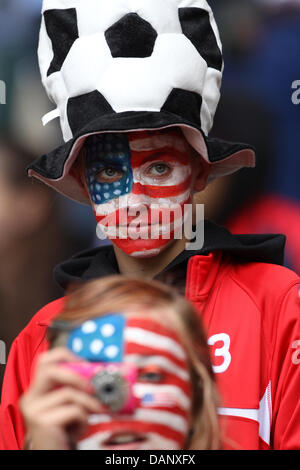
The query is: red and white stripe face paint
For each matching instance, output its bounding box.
[84,129,194,258]
[76,316,191,450]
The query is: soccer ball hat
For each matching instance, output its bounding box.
[28,0,256,204]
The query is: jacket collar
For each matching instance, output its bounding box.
[185,250,224,301]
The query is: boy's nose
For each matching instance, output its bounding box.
[126,188,150,211]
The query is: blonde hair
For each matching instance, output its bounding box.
[49,276,220,450]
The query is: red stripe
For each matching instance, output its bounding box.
[95,198,190,226]
[81,420,185,446]
[139,404,189,420]
[131,148,190,169]
[127,317,182,345]
[131,175,192,198]
[111,237,174,254]
[125,342,187,372]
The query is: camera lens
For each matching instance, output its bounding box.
[91,369,128,412]
[103,383,115,394]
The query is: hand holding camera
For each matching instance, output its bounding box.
[20,348,102,450]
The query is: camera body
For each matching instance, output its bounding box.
[63,362,139,413]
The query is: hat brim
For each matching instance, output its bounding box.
[28,110,256,204]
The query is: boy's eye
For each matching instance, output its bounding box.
[148,163,170,177]
[97,167,123,183]
[138,366,165,383]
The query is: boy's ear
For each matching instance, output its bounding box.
[69,148,90,200]
[193,157,211,192]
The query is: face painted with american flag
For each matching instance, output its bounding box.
[84,129,194,258]
[65,313,191,450]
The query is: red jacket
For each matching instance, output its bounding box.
[1,247,300,450]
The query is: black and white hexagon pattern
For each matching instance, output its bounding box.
[38,0,223,143]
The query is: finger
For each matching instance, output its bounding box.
[35,347,81,368]
[31,365,91,396]
[40,405,89,429]
[28,387,101,416]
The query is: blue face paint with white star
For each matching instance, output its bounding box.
[84,133,133,205]
[67,314,126,362]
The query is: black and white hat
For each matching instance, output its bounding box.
[28,0,255,204]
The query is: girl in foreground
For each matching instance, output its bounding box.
[20,276,220,450]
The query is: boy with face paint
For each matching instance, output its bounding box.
[82,129,209,264]
[1,0,300,451]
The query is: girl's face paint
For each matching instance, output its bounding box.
[67,314,191,450]
[84,130,194,258]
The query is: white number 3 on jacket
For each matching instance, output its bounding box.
[208,333,232,374]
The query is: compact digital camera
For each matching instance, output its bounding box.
[63,362,138,413]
